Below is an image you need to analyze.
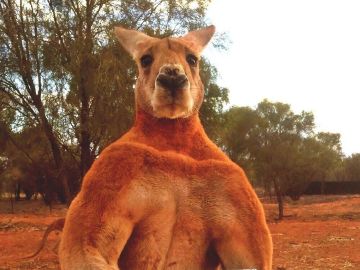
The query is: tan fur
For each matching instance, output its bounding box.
[59,26,273,270]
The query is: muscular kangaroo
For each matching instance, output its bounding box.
[59,25,273,270]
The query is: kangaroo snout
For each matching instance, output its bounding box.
[156,64,188,94]
[156,73,188,94]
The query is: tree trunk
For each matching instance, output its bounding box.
[10,191,14,214]
[15,182,21,201]
[78,19,96,177]
[36,100,71,203]
[273,177,284,220]
[79,57,93,178]
[265,179,272,200]
[321,179,325,195]
[80,128,92,177]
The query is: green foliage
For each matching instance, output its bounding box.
[344,153,360,181]
[0,92,15,151]
[313,132,343,180]
[222,99,344,219]
[199,59,229,142]
[223,99,344,190]
[222,106,258,174]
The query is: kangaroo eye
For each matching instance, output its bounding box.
[140,54,153,68]
[186,54,198,67]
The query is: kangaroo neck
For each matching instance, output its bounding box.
[134,109,203,142]
[122,109,228,161]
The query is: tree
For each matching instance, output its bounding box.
[0,0,72,202]
[221,106,258,176]
[344,153,360,181]
[283,135,341,200]
[199,59,229,142]
[314,132,343,193]
[222,99,345,219]
[250,100,315,219]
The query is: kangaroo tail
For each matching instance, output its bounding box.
[22,218,65,259]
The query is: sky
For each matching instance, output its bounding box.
[203,0,360,156]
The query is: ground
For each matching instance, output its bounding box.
[0,195,359,270]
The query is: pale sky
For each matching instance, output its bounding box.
[204,0,360,156]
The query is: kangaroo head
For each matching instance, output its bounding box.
[114,26,215,119]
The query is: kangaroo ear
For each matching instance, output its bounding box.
[181,25,215,53]
[114,27,157,58]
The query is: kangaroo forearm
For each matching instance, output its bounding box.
[59,251,119,270]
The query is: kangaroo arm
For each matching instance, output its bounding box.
[58,193,135,270]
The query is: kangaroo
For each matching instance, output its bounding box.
[58,25,273,270]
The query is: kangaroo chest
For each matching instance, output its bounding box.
[119,209,219,269]
[117,154,233,270]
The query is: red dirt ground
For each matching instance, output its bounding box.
[0,195,359,270]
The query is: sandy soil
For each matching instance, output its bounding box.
[0,195,359,270]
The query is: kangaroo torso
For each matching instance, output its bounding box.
[96,113,265,269]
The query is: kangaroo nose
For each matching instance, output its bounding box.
[157,73,187,92]
[156,65,188,94]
